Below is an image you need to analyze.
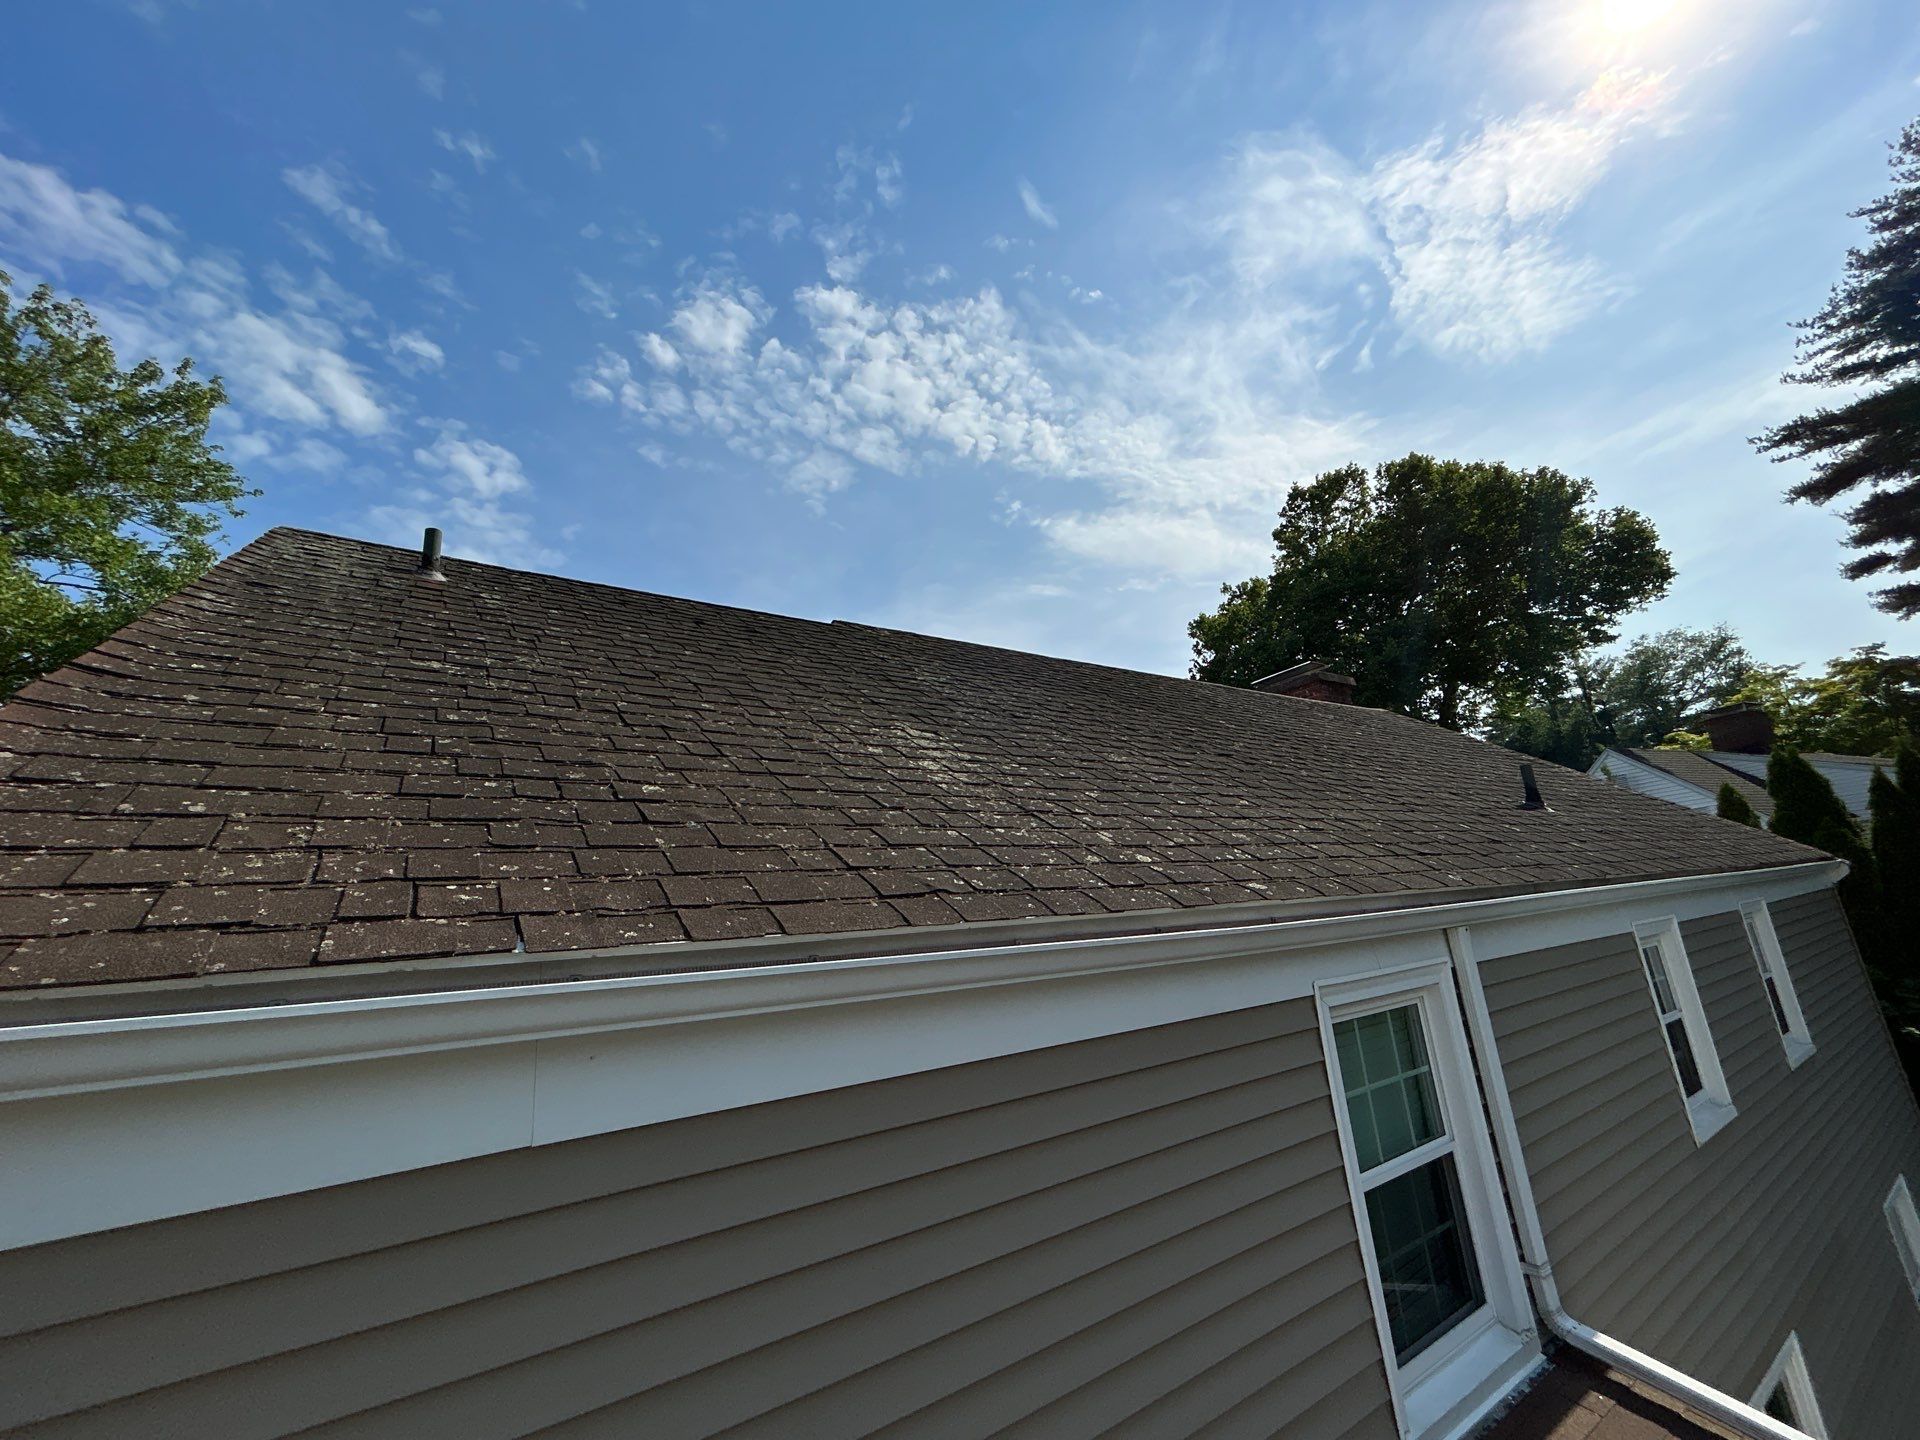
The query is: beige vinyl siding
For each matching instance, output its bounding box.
[1484,885,1920,1437]
[0,998,1396,1440]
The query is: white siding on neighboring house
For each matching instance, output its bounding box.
[1710,753,1882,822]
[1588,751,1717,816]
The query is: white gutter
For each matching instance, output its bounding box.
[1445,926,1814,1440]
[0,859,1846,1253]
[0,860,1844,1101]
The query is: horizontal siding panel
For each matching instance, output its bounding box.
[300,1144,1342,1440]
[1485,887,1920,1437]
[0,1001,1313,1341]
[932,1249,1374,1440]
[0,997,1393,1440]
[1180,1318,1396,1440]
[1,1030,1322,1421]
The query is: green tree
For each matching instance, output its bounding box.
[1872,740,1920,949]
[1715,783,1761,828]
[1,271,249,698]
[1728,645,1920,754]
[1770,745,1883,967]
[1190,454,1673,730]
[1754,119,1920,618]
[1490,625,1750,767]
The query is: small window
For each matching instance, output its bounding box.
[1333,1004,1486,1363]
[1740,901,1813,1066]
[1635,920,1735,1144]
[1886,1175,1920,1305]
[1752,1332,1828,1438]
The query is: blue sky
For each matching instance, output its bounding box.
[3,0,1918,678]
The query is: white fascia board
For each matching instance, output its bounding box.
[0,861,1842,1251]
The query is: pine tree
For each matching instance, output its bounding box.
[1715,783,1761,827]
[1768,746,1861,847]
[1770,746,1883,968]
[1755,120,1920,618]
[1871,740,1920,959]
[1868,742,1920,1089]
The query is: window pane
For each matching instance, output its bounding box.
[1745,916,1793,1036]
[1763,1383,1797,1424]
[1366,1155,1484,1362]
[1763,975,1791,1036]
[1335,1007,1442,1173]
[1665,1017,1704,1097]
[1642,944,1677,1013]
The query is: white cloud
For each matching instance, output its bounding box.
[574,271,619,320]
[386,328,446,375]
[282,164,401,263]
[368,493,556,569]
[568,137,604,172]
[414,421,530,499]
[1364,75,1662,359]
[1017,178,1058,229]
[0,153,181,286]
[1212,70,1666,363]
[665,273,769,358]
[435,129,496,173]
[378,422,553,568]
[414,62,446,100]
[833,146,903,209]
[637,331,681,371]
[769,212,801,242]
[0,146,563,569]
[567,71,1682,587]
[812,221,873,283]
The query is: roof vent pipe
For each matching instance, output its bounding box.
[1519,763,1546,811]
[416,527,446,583]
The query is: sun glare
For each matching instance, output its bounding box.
[1592,0,1681,38]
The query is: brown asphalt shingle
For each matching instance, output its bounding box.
[0,528,1823,989]
[1613,748,1775,819]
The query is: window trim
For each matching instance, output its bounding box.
[1318,959,1535,1440]
[1633,918,1736,1145]
[1750,1331,1828,1438]
[1885,1174,1920,1305]
[1739,900,1814,1068]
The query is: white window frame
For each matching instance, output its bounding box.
[1750,1331,1828,1438]
[1885,1174,1920,1305]
[1634,918,1736,1145]
[1739,900,1814,1068]
[1318,960,1535,1440]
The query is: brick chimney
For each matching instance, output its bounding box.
[1251,660,1358,704]
[1693,701,1774,754]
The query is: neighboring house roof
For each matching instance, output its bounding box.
[0,529,1819,989]
[1708,749,1888,822]
[1612,748,1776,819]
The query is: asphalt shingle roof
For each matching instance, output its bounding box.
[0,529,1821,989]
[1617,748,1776,818]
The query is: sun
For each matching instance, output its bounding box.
[1590,0,1682,38]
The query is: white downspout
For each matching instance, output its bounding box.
[1444,926,1814,1440]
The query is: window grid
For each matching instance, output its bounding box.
[1333,1003,1485,1366]
[1641,940,1704,1098]
[1740,902,1813,1063]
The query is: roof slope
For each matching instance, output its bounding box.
[0,529,1819,988]
[1617,748,1776,818]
